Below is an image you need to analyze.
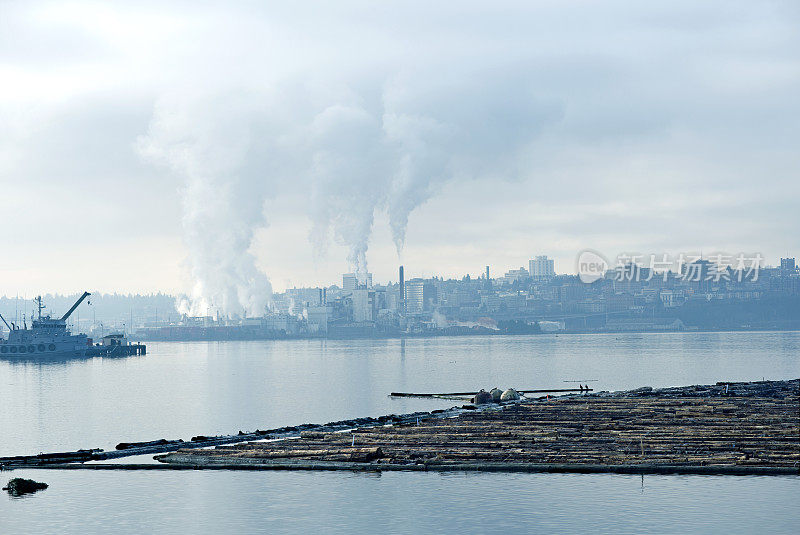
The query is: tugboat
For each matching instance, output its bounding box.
[0,292,91,359]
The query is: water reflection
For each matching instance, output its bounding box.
[0,353,144,365]
[0,470,797,535]
[1,332,798,458]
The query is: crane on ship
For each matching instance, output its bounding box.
[60,291,91,322]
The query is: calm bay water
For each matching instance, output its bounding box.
[3,470,798,534]
[1,332,798,533]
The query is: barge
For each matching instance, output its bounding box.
[0,293,145,360]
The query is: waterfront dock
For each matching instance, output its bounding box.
[153,379,799,475]
[85,343,146,357]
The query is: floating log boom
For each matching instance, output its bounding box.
[3,380,796,477]
[156,379,799,475]
[390,388,592,397]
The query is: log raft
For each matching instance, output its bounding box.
[389,388,592,398]
[155,379,800,475]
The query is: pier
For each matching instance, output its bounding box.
[85,343,146,357]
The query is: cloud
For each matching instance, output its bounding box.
[1,1,799,297]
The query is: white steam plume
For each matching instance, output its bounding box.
[137,69,558,311]
[307,103,393,276]
[383,69,562,255]
[136,92,273,317]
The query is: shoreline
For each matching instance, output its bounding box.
[137,327,800,343]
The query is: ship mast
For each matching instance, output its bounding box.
[35,295,45,320]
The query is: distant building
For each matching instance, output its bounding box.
[529,256,555,280]
[659,289,686,308]
[343,272,372,293]
[352,289,375,322]
[682,259,715,292]
[780,258,797,273]
[480,294,500,312]
[405,279,437,314]
[559,283,584,302]
[343,274,357,292]
[503,267,529,284]
[306,305,331,333]
[538,321,565,333]
[398,265,405,314]
[263,314,301,335]
[575,300,605,314]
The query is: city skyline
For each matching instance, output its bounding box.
[1,247,798,298]
[2,250,796,302]
[4,248,793,338]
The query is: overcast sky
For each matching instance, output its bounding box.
[1,1,799,302]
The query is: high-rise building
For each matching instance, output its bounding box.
[780,258,797,273]
[343,272,372,293]
[404,278,438,314]
[529,255,555,280]
[405,279,424,314]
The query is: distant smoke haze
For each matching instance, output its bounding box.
[2,2,797,298]
[137,68,558,315]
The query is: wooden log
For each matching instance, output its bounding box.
[390,388,592,397]
[164,381,798,470]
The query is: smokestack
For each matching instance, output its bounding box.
[399,265,405,314]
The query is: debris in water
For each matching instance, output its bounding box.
[3,478,48,497]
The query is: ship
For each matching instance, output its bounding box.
[0,292,92,359]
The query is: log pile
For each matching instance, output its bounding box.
[157,379,799,473]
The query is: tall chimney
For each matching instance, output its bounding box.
[399,265,405,314]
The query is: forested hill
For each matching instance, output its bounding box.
[0,293,178,326]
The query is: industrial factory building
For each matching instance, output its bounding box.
[134,254,800,340]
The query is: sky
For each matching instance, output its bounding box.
[1,1,799,311]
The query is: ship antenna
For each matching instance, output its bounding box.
[35,295,46,320]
